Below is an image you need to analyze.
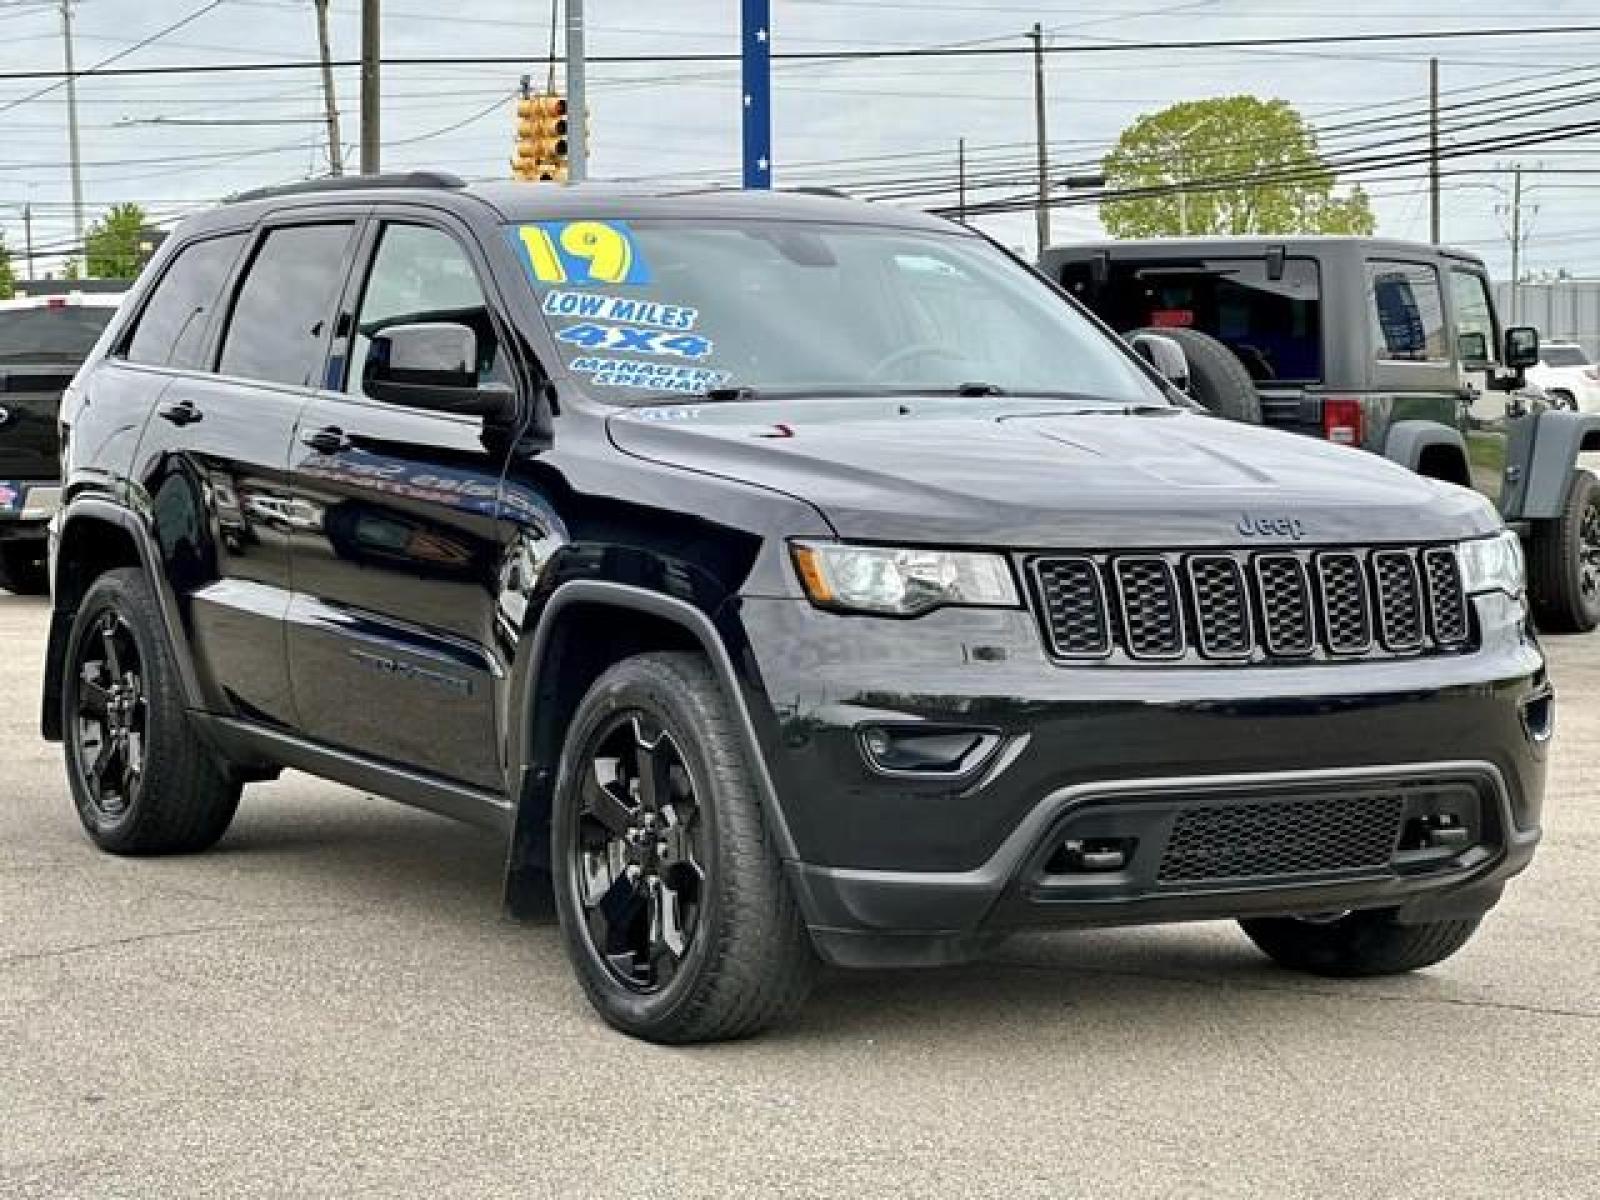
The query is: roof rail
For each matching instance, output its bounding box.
[226,170,468,204]
[784,186,854,200]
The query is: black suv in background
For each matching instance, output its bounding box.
[0,293,121,593]
[1041,237,1600,633]
[41,177,1549,1042]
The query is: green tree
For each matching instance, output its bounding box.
[1100,96,1375,238]
[62,258,82,281]
[83,202,151,278]
[0,235,14,300]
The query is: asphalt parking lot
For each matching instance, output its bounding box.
[2,590,1597,1199]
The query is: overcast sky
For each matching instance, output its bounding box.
[1,0,1597,278]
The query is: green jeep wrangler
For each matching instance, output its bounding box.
[1040,236,1600,632]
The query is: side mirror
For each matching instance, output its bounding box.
[363,322,517,420]
[1128,331,1190,393]
[1503,326,1540,370]
[1458,330,1489,369]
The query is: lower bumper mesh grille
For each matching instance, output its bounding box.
[1157,793,1406,882]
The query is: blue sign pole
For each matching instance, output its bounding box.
[741,0,771,189]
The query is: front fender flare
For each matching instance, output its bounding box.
[500,580,799,916]
[1501,409,1600,520]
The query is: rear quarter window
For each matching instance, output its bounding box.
[1366,260,1448,363]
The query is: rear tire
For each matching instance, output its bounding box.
[1528,469,1600,633]
[1129,325,1262,425]
[551,652,816,1043]
[62,568,240,854]
[0,541,48,595]
[1240,909,1482,977]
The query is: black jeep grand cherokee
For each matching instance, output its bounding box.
[42,175,1549,1042]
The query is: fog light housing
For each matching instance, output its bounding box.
[858,724,999,776]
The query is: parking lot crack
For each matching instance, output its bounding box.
[0,910,364,970]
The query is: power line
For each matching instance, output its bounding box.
[0,0,227,118]
[945,117,1600,219]
[2,22,1600,85]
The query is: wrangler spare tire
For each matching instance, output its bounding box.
[1130,326,1262,425]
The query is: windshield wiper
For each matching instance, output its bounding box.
[702,386,761,402]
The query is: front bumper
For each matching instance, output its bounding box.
[735,592,1549,967]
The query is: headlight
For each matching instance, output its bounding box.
[1457,530,1524,598]
[791,541,1019,616]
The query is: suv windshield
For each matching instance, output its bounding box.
[511,219,1164,403]
[0,305,116,364]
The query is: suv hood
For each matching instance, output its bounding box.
[608,397,1499,547]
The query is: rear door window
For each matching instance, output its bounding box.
[1367,260,1448,363]
[125,233,246,369]
[1061,257,1323,384]
[218,223,356,388]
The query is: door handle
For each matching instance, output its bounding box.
[157,399,203,426]
[300,425,349,454]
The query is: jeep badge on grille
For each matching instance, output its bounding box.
[1237,513,1306,540]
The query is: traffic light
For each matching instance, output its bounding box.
[513,93,569,183]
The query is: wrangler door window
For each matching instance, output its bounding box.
[1449,269,1499,366]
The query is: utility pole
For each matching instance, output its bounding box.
[60,1,84,246]
[1428,57,1441,244]
[1030,23,1050,256]
[566,0,588,182]
[957,138,967,223]
[360,0,380,174]
[1510,165,1523,324]
[314,0,343,176]
[23,204,34,283]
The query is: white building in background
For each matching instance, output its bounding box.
[1494,279,1600,360]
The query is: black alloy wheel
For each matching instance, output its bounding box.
[572,711,706,993]
[70,610,148,823]
[1529,470,1600,633]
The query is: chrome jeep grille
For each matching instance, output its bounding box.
[1028,544,1473,665]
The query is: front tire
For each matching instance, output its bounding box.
[1528,469,1600,633]
[62,568,240,854]
[552,652,816,1043]
[1240,909,1481,977]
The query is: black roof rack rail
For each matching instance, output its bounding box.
[784,186,854,199]
[226,170,467,204]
